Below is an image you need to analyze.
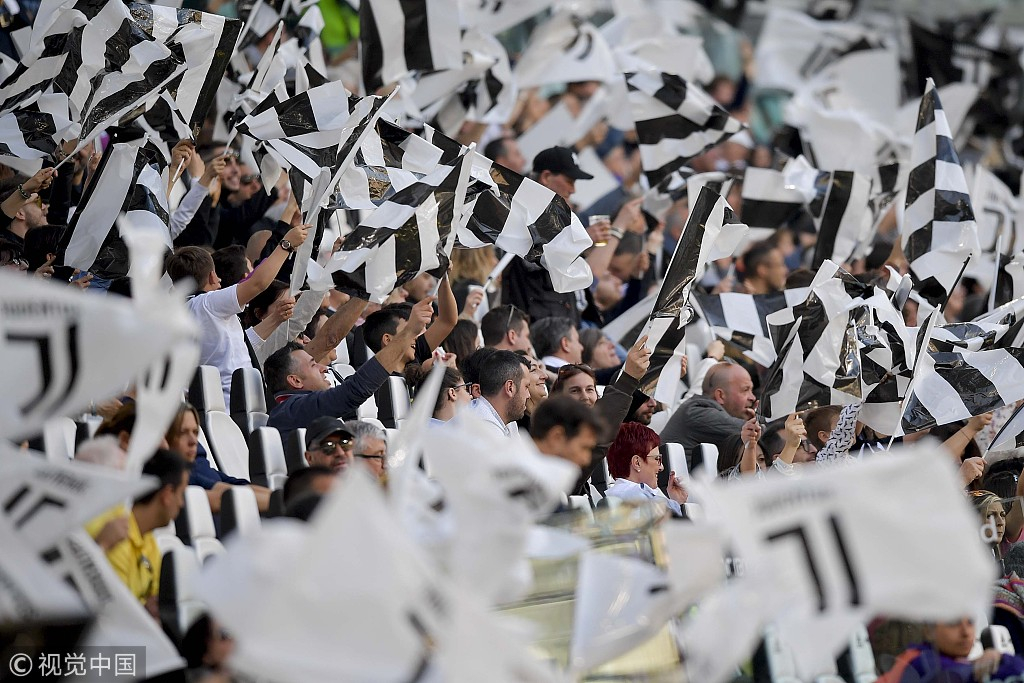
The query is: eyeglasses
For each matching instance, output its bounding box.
[30,194,44,208]
[241,173,260,184]
[646,454,663,463]
[355,453,386,463]
[316,438,353,452]
[452,382,472,393]
[222,150,240,160]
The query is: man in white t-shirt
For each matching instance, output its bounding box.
[165,223,309,402]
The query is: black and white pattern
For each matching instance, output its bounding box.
[993,251,1024,310]
[692,289,809,366]
[739,166,808,230]
[512,13,616,90]
[129,5,243,136]
[625,71,744,186]
[759,266,893,420]
[326,155,468,303]
[901,346,1024,435]
[459,151,593,294]
[901,78,980,309]
[59,139,169,280]
[415,29,517,137]
[0,95,71,161]
[809,170,873,268]
[358,0,462,94]
[633,186,747,401]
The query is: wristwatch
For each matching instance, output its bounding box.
[279,239,294,253]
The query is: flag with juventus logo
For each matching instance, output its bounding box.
[690,445,993,682]
[0,270,198,440]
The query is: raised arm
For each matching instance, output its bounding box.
[375,296,434,373]
[423,274,458,351]
[235,223,309,308]
[774,413,807,466]
[305,295,369,364]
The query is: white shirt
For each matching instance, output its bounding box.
[605,478,682,516]
[542,355,569,370]
[466,397,519,439]
[188,285,248,403]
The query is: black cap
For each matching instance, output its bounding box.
[532,146,594,180]
[304,416,354,449]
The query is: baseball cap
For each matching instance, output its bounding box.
[532,146,594,180]
[304,416,354,449]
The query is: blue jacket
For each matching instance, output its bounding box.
[267,357,390,441]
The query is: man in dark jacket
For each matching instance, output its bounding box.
[264,297,432,441]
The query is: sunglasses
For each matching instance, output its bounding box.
[241,173,260,184]
[556,363,594,377]
[315,438,353,452]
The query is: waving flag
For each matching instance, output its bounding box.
[625,71,744,186]
[632,186,747,402]
[359,0,462,93]
[0,269,197,440]
[901,78,981,309]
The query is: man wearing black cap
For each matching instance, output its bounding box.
[532,146,594,203]
[303,417,356,474]
[502,146,602,324]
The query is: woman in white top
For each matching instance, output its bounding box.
[604,423,687,516]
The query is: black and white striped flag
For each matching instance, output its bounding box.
[359,0,462,93]
[692,289,809,366]
[129,5,243,137]
[413,29,516,137]
[809,170,874,268]
[759,264,903,421]
[901,78,981,309]
[332,119,447,211]
[631,186,747,402]
[513,12,616,89]
[322,153,471,303]
[968,165,1022,291]
[625,71,744,186]
[739,166,808,230]
[901,347,1024,435]
[459,151,593,294]
[993,251,1024,309]
[0,95,71,163]
[59,139,170,280]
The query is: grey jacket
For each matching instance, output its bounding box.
[659,394,744,469]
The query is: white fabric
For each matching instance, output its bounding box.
[463,397,519,439]
[168,181,209,239]
[187,285,248,403]
[605,477,681,516]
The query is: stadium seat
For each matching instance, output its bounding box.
[175,486,225,564]
[202,410,252,480]
[661,442,689,481]
[332,362,355,379]
[374,375,411,428]
[153,521,183,554]
[568,495,594,522]
[283,428,309,474]
[693,442,719,479]
[837,625,878,683]
[357,394,378,420]
[44,416,76,462]
[229,367,269,437]
[648,410,670,433]
[755,625,845,683]
[982,625,1015,655]
[248,427,288,490]
[158,545,206,643]
[188,365,227,413]
[219,487,261,539]
[74,415,103,448]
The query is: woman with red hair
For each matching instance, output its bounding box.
[605,422,688,515]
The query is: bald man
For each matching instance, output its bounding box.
[659,361,757,468]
